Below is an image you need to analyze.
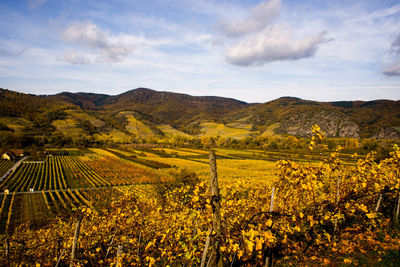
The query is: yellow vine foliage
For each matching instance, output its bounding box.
[1,127,400,265]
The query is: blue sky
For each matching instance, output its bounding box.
[0,0,400,102]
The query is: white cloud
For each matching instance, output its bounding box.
[62,22,109,49]
[61,51,91,65]
[61,21,134,64]
[218,0,280,38]
[28,0,48,10]
[225,25,328,66]
[219,0,329,66]
[383,32,400,76]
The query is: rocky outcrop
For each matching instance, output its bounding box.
[371,127,400,139]
[276,110,360,138]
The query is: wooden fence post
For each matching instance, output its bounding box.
[375,194,383,212]
[70,219,82,267]
[55,248,66,267]
[116,245,123,267]
[265,187,275,267]
[393,191,400,224]
[200,228,212,267]
[269,187,275,213]
[208,150,223,267]
[333,175,340,243]
[105,228,118,259]
[5,238,9,267]
[137,231,142,257]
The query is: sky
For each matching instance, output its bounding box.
[0,0,400,103]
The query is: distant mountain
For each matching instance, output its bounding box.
[1,87,399,143]
[51,92,109,110]
[101,88,250,129]
[0,88,71,119]
[228,97,400,138]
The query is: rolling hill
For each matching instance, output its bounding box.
[1,87,400,145]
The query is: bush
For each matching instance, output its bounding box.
[154,168,200,205]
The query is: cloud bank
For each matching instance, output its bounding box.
[383,32,400,76]
[221,0,328,67]
[225,26,328,66]
[61,21,133,64]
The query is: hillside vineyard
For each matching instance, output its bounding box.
[1,88,400,149]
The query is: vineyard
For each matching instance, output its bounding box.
[1,132,400,265]
[0,146,279,234]
[0,148,171,233]
[0,160,15,178]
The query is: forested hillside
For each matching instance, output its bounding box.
[1,88,399,148]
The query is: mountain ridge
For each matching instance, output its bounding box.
[1,87,400,143]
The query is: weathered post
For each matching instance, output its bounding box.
[265,187,275,267]
[393,191,400,224]
[333,175,340,243]
[5,238,9,266]
[269,187,275,213]
[208,150,223,267]
[200,228,212,267]
[335,175,340,205]
[55,248,66,267]
[105,228,118,259]
[137,231,142,257]
[116,245,123,267]
[70,219,82,267]
[375,194,383,212]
